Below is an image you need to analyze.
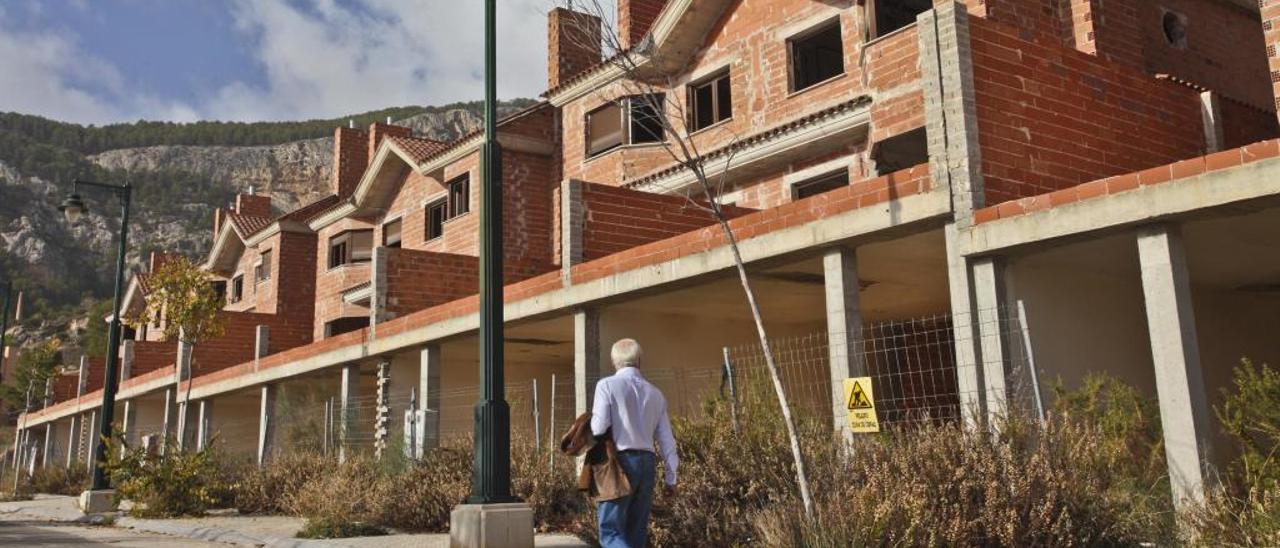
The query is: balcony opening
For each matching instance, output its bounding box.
[791,169,850,201]
[871,127,928,174]
[426,199,447,241]
[325,317,368,338]
[869,0,931,39]
[689,70,732,132]
[789,20,844,92]
[230,274,244,304]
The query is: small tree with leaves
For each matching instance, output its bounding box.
[133,256,225,442]
[557,1,822,516]
[0,339,63,417]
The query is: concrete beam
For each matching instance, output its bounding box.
[574,308,605,417]
[257,385,276,465]
[419,345,442,451]
[1137,224,1213,508]
[823,246,865,441]
[957,157,1280,256]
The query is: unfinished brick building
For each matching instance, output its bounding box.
[16,0,1280,509]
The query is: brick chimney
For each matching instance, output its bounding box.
[368,122,412,161]
[234,193,272,218]
[213,208,227,238]
[618,0,668,50]
[548,8,602,89]
[1264,0,1280,119]
[148,251,176,274]
[333,126,370,199]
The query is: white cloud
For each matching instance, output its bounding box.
[206,0,552,121]
[0,0,557,124]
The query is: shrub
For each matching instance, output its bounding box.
[512,442,587,533]
[104,439,228,518]
[369,445,471,532]
[1189,359,1280,546]
[230,451,332,515]
[26,465,89,496]
[285,455,386,537]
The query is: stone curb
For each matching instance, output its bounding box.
[0,496,346,547]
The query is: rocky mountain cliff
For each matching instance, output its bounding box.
[0,101,527,346]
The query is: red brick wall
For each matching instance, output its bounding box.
[1221,96,1280,150]
[560,1,922,195]
[382,249,479,320]
[1264,0,1280,116]
[549,8,602,89]
[49,373,80,404]
[82,357,105,394]
[619,0,668,49]
[191,309,311,374]
[314,218,375,340]
[235,194,272,218]
[578,181,756,261]
[272,231,318,350]
[129,340,175,378]
[969,15,1205,204]
[1139,0,1272,109]
[368,122,413,161]
[333,127,370,199]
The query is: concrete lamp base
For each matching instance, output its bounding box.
[449,502,534,548]
[78,489,117,514]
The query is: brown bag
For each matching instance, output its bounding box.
[559,412,632,502]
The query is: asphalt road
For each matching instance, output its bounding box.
[0,518,220,547]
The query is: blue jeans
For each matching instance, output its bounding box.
[597,450,656,548]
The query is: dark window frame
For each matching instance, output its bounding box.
[383,218,403,248]
[689,69,732,132]
[866,0,932,40]
[230,274,244,304]
[791,169,851,201]
[585,94,667,158]
[447,174,471,219]
[425,199,447,241]
[788,19,845,93]
[327,229,373,270]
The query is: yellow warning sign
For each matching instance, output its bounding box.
[843,377,880,433]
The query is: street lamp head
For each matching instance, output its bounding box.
[59,193,87,224]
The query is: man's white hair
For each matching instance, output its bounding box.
[611,338,642,369]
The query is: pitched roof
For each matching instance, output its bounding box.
[389,136,448,163]
[225,213,274,237]
[280,194,342,225]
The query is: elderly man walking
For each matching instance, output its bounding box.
[591,338,678,548]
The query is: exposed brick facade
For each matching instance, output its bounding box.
[618,0,668,49]
[333,127,371,199]
[574,181,755,261]
[1264,0,1280,116]
[548,8,602,89]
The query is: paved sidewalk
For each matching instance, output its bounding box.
[0,495,590,547]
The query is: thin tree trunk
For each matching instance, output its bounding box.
[714,211,815,518]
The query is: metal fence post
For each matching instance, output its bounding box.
[1016,300,1046,425]
[548,374,557,471]
[722,347,739,434]
[532,379,541,451]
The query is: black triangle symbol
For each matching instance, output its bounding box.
[848,381,873,410]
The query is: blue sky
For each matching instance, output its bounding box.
[0,0,559,124]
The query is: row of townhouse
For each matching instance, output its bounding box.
[14,0,1280,508]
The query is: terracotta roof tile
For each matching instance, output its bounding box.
[280,194,342,225]
[389,136,448,163]
[226,213,273,237]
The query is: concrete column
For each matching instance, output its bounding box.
[374,360,391,459]
[559,179,586,286]
[945,224,984,428]
[84,409,97,474]
[971,257,1009,425]
[121,399,137,452]
[823,247,866,441]
[257,385,276,465]
[120,340,135,382]
[1137,224,1212,508]
[254,325,270,367]
[419,345,442,451]
[339,363,359,461]
[1199,91,1224,153]
[160,387,177,454]
[574,308,606,416]
[196,399,214,452]
[41,423,54,468]
[65,415,79,468]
